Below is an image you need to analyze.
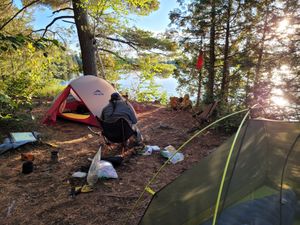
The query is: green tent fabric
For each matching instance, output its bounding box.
[138,119,300,225]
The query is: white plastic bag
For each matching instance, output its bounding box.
[72,172,87,178]
[170,152,184,164]
[87,146,102,185]
[142,145,160,156]
[97,160,118,179]
[161,145,184,164]
[142,146,153,156]
[150,145,160,151]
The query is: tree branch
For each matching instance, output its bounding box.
[98,47,127,61]
[97,35,139,51]
[42,16,74,37]
[30,29,67,46]
[0,0,40,31]
[62,20,76,24]
[52,7,73,14]
[98,47,138,67]
[32,29,44,33]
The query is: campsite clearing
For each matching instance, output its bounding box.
[0,100,227,225]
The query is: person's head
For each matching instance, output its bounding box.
[110,92,121,102]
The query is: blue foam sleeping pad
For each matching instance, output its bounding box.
[202,189,297,225]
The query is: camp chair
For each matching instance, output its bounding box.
[96,117,135,155]
[193,101,218,125]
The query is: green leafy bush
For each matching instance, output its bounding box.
[214,103,248,133]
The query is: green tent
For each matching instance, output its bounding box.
[139,119,300,225]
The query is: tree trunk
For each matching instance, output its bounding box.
[72,0,97,76]
[244,70,251,106]
[196,70,202,107]
[254,6,269,98]
[207,0,216,103]
[220,0,232,103]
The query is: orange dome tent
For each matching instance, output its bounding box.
[43,76,116,127]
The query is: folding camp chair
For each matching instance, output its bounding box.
[193,101,218,125]
[97,117,135,155]
[187,101,218,134]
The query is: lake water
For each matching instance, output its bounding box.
[117,74,179,97]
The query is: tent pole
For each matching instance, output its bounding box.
[219,121,250,213]
[279,134,300,225]
[212,109,250,225]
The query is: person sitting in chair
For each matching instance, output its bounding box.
[101,92,143,145]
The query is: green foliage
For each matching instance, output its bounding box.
[117,73,169,105]
[86,0,159,17]
[135,79,166,103]
[0,0,173,119]
[136,54,176,79]
[37,79,65,98]
[0,2,80,116]
[40,0,173,103]
[213,103,247,133]
[0,91,14,116]
[85,0,177,101]
[37,0,70,8]
[169,0,299,120]
[122,28,178,52]
[0,45,47,112]
[173,55,199,96]
[0,34,66,53]
[0,41,79,115]
[96,27,177,102]
[119,54,176,104]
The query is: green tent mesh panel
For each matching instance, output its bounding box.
[139,119,300,225]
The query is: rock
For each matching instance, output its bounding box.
[158,123,173,130]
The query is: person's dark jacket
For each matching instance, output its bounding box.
[101,100,137,124]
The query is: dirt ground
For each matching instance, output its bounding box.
[0,101,228,225]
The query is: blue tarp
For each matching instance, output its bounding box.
[202,190,297,225]
[0,132,39,155]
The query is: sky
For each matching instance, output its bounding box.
[130,0,178,32]
[14,0,178,35]
[13,0,180,96]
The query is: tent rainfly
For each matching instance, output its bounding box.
[138,119,300,225]
[43,75,115,127]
